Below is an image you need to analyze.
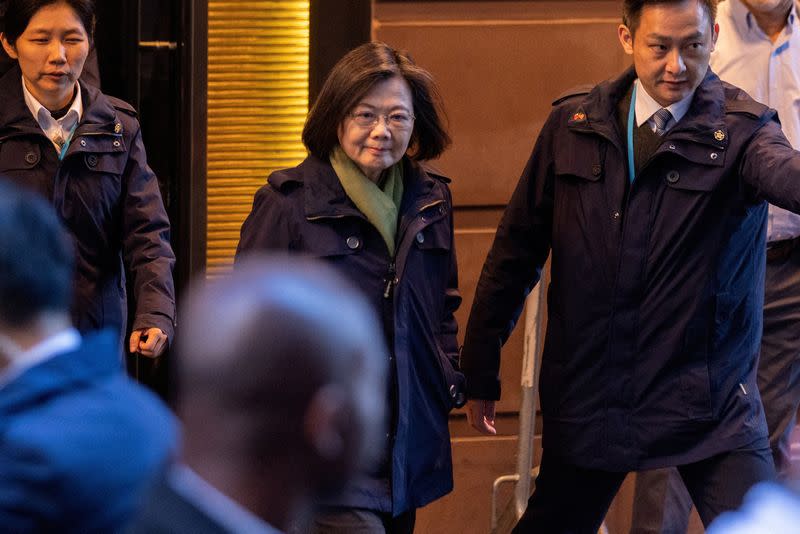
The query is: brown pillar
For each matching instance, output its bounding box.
[309,0,372,104]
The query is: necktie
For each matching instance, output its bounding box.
[652,108,673,136]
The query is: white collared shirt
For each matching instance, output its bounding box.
[0,328,81,390]
[168,464,283,534]
[634,79,694,133]
[710,0,800,241]
[21,77,83,155]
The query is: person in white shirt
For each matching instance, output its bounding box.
[631,1,800,532]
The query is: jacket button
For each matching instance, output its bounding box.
[113,140,121,148]
[79,139,87,147]
[449,384,457,398]
[710,152,718,160]
[346,236,360,250]
[85,154,98,168]
[668,144,676,150]
[666,170,680,183]
[591,164,601,176]
[416,232,425,244]
[612,211,621,220]
[24,152,38,165]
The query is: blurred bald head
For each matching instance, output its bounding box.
[176,255,387,510]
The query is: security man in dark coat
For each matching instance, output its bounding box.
[461,0,800,531]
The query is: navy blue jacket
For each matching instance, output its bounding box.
[462,67,800,471]
[0,66,176,342]
[236,155,464,513]
[0,330,178,532]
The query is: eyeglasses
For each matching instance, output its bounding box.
[348,110,415,131]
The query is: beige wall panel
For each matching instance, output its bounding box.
[375,2,629,207]
[416,434,529,534]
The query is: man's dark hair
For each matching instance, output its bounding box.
[303,41,451,162]
[2,0,96,46]
[0,180,73,326]
[622,0,717,35]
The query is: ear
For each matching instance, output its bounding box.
[711,22,719,52]
[303,384,347,461]
[0,33,18,60]
[618,24,634,55]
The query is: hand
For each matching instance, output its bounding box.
[129,327,168,358]
[466,399,497,435]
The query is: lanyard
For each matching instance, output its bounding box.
[57,124,78,161]
[627,83,638,184]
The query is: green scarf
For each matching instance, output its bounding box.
[330,146,404,256]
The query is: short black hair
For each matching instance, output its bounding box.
[2,0,96,46]
[623,0,717,35]
[0,180,73,326]
[303,41,451,162]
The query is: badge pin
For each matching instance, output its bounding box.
[714,129,725,141]
[114,123,122,134]
[571,111,586,122]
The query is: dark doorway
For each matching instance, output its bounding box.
[94,0,207,400]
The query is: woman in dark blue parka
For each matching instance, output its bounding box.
[236,42,465,534]
[0,0,175,357]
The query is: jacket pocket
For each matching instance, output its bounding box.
[553,149,603,183]
[303,222,362,258]
[82,152,127,175]
[414,216,451,252]
[680,319,713,420]
[661,151,726,192]
[0,141,43,171]
[539,309,566,417]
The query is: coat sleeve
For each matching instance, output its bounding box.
[460,110,558,400]
[121,122,176,339]
[739,118,800,212]
[235,182,296,261]
[437,185,463,377]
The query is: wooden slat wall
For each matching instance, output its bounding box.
[207,0,309,276]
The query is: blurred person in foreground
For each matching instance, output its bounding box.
[237,41,464,534]
[0,179,177,533]
[128,255,388,534]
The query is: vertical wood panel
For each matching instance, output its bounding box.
[206,1,309,276]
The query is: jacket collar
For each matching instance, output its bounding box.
[0,330,122,417]
[270,154,445,221]
[571,66,729,149]
[0,65,43,138]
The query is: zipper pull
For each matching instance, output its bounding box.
[383,262,396,299]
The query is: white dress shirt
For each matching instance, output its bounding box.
[634,79,694,133]
[21,77,83,156]
[710,0,800,241]
[168,464,283,534]
[0,328,81,390]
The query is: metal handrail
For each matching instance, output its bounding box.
[488,281,609,533]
